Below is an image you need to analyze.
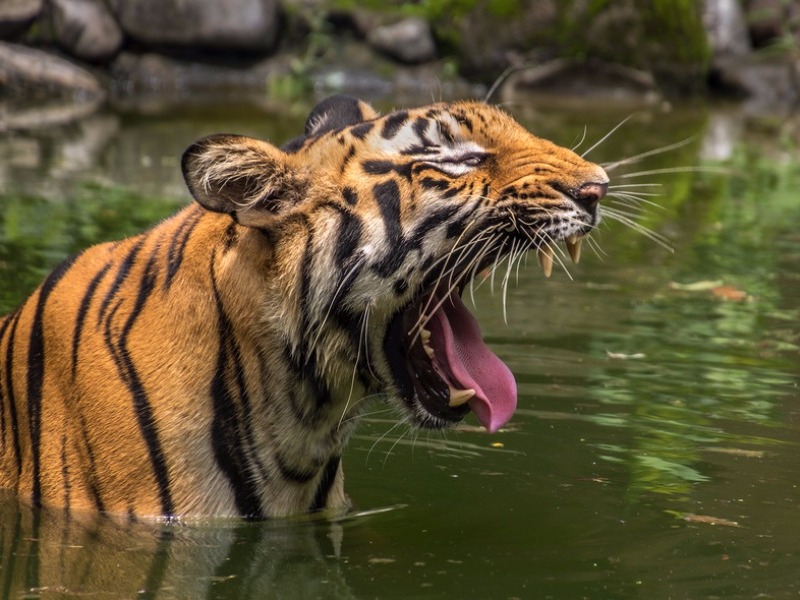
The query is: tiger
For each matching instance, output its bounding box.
[0,95,608,520]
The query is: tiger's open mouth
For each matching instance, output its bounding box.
[383,235,587,433]
[384,287,516,433]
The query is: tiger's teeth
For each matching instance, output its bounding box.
[448,387,475,407]
[420,328,431,343]
[565,237,582,264]
[537,245,554,278]
[424,344,435,359]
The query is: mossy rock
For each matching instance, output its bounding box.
[440,0,710,93]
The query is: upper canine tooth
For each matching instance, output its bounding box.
[424,344,435,359]
[420,328,431,343]
[565,237,582,264]
[537,245,554,278]
[448,387,476,407]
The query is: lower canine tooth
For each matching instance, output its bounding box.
[424,344,435,358]
[565,237,582,264]
[537,245,554,278]
[448,387,476,408]
[420,328,431,343]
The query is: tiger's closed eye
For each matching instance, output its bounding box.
[458,152,488,166]
[434,152,489,169]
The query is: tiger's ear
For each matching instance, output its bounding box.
[181,134,309,228]
[304,95,379,136]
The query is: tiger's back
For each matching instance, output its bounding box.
[0,207,254,516]
[0,95,608,519]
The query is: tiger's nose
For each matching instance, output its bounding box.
[574,181,608,209]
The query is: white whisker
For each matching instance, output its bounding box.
[602,136,697,171]
[602,206,674,252]
[619,166,735,178]
[581,115,635,158]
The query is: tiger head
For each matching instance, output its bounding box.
[182,95,608,435]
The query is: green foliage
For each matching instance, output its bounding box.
[0,183,183,312]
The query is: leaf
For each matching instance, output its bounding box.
[680,513,741,528]
[606,350,646,360]
[710,285,749,302]
[669,280,723,291]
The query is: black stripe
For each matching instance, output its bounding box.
[412,117,432,144]
[412,162,466,179]
[393,278,408,296]
[71,262,112,379]
[340,145,356,174]
[373,180,403,248]
[103,256,174,516]
[454,112,474,132]
[27,254,80,507]
[341,186,358,206]
[209,253,266,519]
[123,258,174,515]
[97,238,146,325]
[275,452,318,484]
[164,207,203,290]
[1,310,22,477]
[60,433,71,510]
[436,120,455,144]
[310,455,340,512]
[419,176,452,192]
[0,315,12,456]
[77,412,106,513]
[281,345,332,422]
[297,227,315,364]
[334,211,363,269]
[381,111,408,139]
[350,122,373,140]
[363,160,412,179]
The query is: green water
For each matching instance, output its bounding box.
[1,97,799,599]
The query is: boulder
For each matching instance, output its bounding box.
[0,41,104,99]
[743,0,800,48]
[366,17,437,64]
[0,0,42,38]
[107,0,280,52]
[713,53,800,107]
[450,0,710,93]
[50,0,123,63]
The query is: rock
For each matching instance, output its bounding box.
[107,51,279,98]
[451,0,710,93]
[0,0,42,38]
[702,0,751,57]
[713,53,800,107]
[365,17,437,64]
[450,0,557,80]
[744,0,783,47]
[49,0,123,63]
[0,42,104,99]
[743,0,800,48]
[107,0,280,52]
[509,58,660,106]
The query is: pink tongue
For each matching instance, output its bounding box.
[427,293,517,433]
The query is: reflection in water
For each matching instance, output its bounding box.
[0,494,359,599]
